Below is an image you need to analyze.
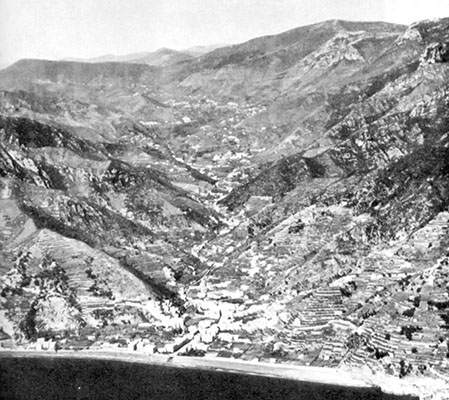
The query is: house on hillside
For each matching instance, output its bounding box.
[0,329,14,349]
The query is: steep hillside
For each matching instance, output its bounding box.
[0,111,221,340]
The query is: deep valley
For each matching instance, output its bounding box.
[1,16,449,398]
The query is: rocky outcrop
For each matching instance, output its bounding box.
[421,42,449,63]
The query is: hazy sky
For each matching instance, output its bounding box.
[1,0,449,65]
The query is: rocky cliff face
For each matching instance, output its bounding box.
[1,17,449,386]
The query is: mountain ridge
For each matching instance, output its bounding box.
[63,48,195,67]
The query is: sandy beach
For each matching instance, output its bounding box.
[0,348,423,397]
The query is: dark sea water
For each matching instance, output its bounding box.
[0,357,418,400]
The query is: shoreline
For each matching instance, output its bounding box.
[0,349,422,397]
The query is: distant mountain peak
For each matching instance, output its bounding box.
[60,45,227,67]
[154,47,177,54]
